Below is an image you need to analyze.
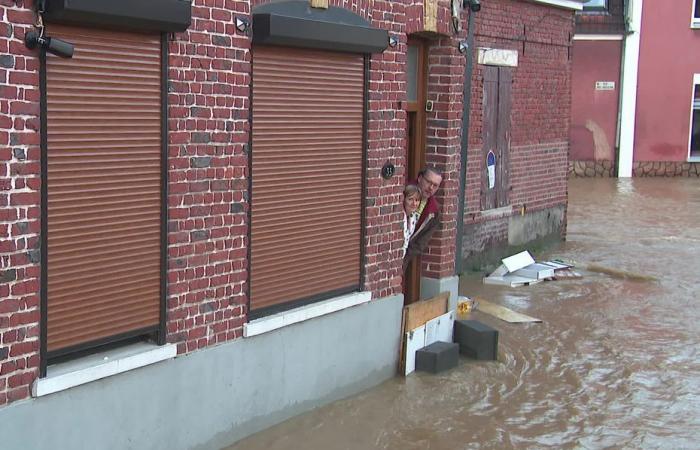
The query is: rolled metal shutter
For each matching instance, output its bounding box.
[251,46,363,312]
[45,25,162,354]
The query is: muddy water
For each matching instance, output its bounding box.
[225,178,700,450]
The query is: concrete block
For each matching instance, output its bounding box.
[415,341,459,373]
[453,320,499,360]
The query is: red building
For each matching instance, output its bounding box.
[0,0,579,448]
[571,0,700,177]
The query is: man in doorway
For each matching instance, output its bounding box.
[403,166,443,271]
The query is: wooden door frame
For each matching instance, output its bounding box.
[404,37,429,305]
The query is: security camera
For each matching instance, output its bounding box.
[25,30,74,58]
[463,0,481,12]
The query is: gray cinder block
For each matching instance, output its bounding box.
[415,341,459,373]
[453,319,499,360]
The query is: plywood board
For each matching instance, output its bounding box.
[475,299,541,323]
[404,292,449,330]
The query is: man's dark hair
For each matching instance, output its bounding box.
[419,166,442,179]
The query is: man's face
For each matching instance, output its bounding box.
[418,171,442,199]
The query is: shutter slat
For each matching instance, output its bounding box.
[48,264,160,296]
[46,24,162,353]
[250,46,363,311]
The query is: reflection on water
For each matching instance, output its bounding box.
[226,178,700,450]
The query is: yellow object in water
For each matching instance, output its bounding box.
[456,297,477,319]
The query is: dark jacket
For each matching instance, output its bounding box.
[403,195,440,271]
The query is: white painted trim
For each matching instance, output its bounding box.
[693,0,700,28]
[687,74,700,160]
[526,0,584,11]
[244,291,372,337]
[617,0,644,177]
[573,34,624,41]
[32,343,177,397]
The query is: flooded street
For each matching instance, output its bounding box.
[225,178,700,450]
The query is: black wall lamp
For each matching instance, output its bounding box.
[24,0,74,58]
[458,41,468,54]
[24,29,74,58]
[388,35,398,48]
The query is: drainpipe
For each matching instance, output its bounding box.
[455,6,477,275]
[616,0,643,177]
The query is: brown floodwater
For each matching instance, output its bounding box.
[225,178,700,450]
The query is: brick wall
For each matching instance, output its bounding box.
[0,0,41,407]
[364,0,406,298]
[423,38,465,279]
[165,0,251,355]
[0,0,573,407]
[462,0,573,261]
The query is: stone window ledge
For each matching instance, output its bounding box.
[32,342,177,397]
[244,291,372,337]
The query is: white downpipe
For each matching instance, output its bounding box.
[617,0,644,177]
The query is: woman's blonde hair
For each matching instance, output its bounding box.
[403,183,422,200]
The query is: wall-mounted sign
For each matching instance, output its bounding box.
[486,150,496,189]
[478,48,518,67]
[381,161,395,180]
[595,81,616,91]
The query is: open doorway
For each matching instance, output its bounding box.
[404,37,429,304]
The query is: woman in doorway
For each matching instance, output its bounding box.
[402,184,422,260]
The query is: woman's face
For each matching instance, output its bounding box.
[404,192,420,214]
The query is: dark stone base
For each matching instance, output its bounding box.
[415,341,459,373]
[453,320,499,360]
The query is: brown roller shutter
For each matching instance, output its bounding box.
[251,46,364,312]
[45,25,163,353]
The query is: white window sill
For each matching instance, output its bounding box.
[527,0,583,11]
[688,156,700,162]
[244,291,372,337]
[32,342,177,397]
[691,21,700,29]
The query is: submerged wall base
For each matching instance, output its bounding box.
[0,295,403,450]
[460,205,566,273]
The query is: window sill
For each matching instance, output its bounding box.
[243,291,372,337]
[528,0,583,11]
[688,156,700,162]
[32,342,177,397]
[692,21,700,30]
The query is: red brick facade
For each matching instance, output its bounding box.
[0,0,574,407]
[462,0,572,260]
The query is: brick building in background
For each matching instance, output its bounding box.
[571,0,700,177]
[0,0,579,448]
